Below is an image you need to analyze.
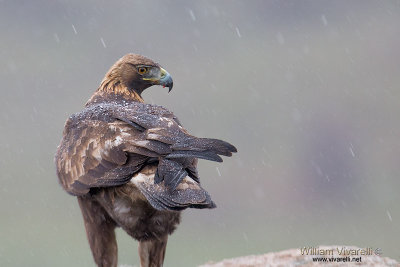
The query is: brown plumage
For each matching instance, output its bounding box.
[55,54,236,267]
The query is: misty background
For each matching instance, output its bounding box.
[1,0,399,266]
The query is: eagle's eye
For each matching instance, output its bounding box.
[137,67,149,75]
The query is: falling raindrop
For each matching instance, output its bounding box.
[188,9,196,21]
[276,32,285,45]
[54,33,60,43]
[321,14,328,26]
[72,24,77,34]
[242,232,249,242]
[235,27,242,38]
[387,210,393,222]
[100,38,107,48]
[349,143,355,157]
[216,167,221,177]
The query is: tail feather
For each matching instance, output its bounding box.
[131,166,216,211]
[155,158,188,191]
[166,150,223,162]
[146,127,237,159]
[164,168,188,190]
[171,137,237,157]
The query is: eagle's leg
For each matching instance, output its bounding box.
[138,235,168,267]
[77,196,118,267]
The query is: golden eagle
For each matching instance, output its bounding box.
[55,54,236,267]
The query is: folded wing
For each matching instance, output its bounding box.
[55,101,236,210]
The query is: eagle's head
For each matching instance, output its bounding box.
[99,54,173,99]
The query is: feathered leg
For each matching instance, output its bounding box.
[138,236,168,267]
[78,196,118,267]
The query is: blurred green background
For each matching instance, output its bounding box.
[1,0,399,266]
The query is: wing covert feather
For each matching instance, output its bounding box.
[56,100,236,200]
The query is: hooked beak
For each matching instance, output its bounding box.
[142,67,174,92]
[158,67,173,92]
